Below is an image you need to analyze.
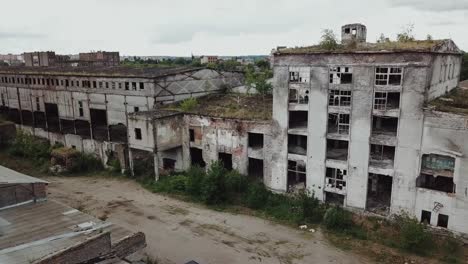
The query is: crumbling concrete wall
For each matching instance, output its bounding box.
[417,110,468,233]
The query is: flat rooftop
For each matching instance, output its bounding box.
[0,65,202,78]
[275,39,461,55]
[0,199,143,264]
[141,93,273,121]
[428,85,468,115]
[0,165,48,184]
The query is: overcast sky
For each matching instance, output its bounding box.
[0,0,467,56]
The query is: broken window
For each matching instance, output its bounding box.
[45,103,60,132]
[328,90,351,107]
[370,144,395,168]
[375,67,403,86]
[132,82,137,91]
[190,147,206,168]
[65,80,69,87]
[93,81,97,88]
[366,173,393,214]
[417,174,455,193]
[134,107,139,112]
[35,98,40,111]
[328,113,350,135]
[288,134,307,155]
[374,92,400,111]
[326,139,348,161]
[98,82,103,89]
[417,154,456,193]
[289,67,310,83]
[105,82,109,89]
[111,82,116,89]
[189,129,195,142]
[289,111,308,130]
[421,210,431,224]
[325,167,347,191]
[78,102,84,117]
[125,82,129,90]
[248,158,264,180]
[118,83,122,89]
[372,116,398,136]
[329,67,352,84]
[287,160,306,191]
[135,128,142,140]
[437,214,449,228]
[139,83,144,90]
[325,192,344,206]
[248,133,264,149]
[289,88,309,104]
[344,28,351,34]
[218,152,233,170]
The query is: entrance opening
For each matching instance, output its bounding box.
[60,119,75,134]
[21,110,34,127]
[218,152,233,170]
[45,103,60,132]
[190,147,206,168]
[90,109,108,141]
[366,173,393,214]
[437,214,449,228]
[163,158,176,171]
[421,210,431,224]
[248,158,263,180]
[75,120,91,138]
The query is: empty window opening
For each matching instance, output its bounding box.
[109,123,128,143]
[134,107,140,112]
[248,158,264,180]
[289,88,309,104]
[35,98,40,111]
[135,128,142,140]
[366,173,393,215]
[421,210,431,224]
[93,81,97,88]
[288,160,306,191]
[328,90,351,107]
[326,139,349,161]
[289,111,308,130]
[132,82,137,91]
[372,116,398,136]
[218,152,233,170]
[248,133,264,149]
[289,67,310,83]
[21,110,34,127]
[417,173,455,193]
[90,109,109,141]
[325,192,344,206]
[189,129,195,142]
[7,109,21,124]
[375,67,403,86]
[344,28,351,34]
[190,147,206,168]
[328,113,350,135]
[288,134,307,155]
[139,83,144,89]
[437,214,449,228]
[45,103,60,132]
[370,144,395,168]
[60,119,75,134]
[329,67,352,84]
[326,168,347,192]
[111,82,116,89]
[125,82,130,90]
[374,92,400,111]
[78,101,84,117]
[163,158,176,171]
[33,112,46,129]
[75,120,91,138]
[1,94,5,107]
[351,28,357,35]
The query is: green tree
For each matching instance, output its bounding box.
[319,29,339,50]
[255,59,270,70]
[397,24,416,42]
[245,67,272,95]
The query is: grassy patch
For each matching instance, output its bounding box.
[428,87,468,115]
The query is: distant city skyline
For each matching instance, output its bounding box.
[0,0,467,56]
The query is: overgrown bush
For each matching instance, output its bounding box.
[185,166,206,197]
[201,161,227,204]
[323,206,353,231]
[245,182,270,209]
[297,190,325,224]
[225,170,248,195]
[9,131,51,165]
[180,97,198,112]
[397,215,434,255]
[69,153,103,174]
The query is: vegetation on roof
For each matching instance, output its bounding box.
[428,87,468,115]
[164,94,272,121]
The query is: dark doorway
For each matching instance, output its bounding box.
[45,103,60,132]
[218,152,233,170]
[34,111,47,129]
[90,109,108,141]
[60,119,75,134]
[325,192,345,206]
[21,110,34,127]
[190,147,206,168]
[421,210,431,224]
[248,158,263,180]
[109,123,128,143]
[75,120,91,138]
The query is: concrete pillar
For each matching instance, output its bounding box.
[154,153,160,181]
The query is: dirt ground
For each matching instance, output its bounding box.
[43,175,372,264]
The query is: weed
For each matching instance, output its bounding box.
[180,97,198,112]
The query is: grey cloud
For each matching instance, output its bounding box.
[388,0,468,11]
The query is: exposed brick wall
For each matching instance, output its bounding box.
[36,232,111,264]
[111,232,146,258]
[0,183,47,208]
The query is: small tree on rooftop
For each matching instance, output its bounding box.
[319,29,339,51]
[397,24,416,42]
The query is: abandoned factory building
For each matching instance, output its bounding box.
[1,23,468,235]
